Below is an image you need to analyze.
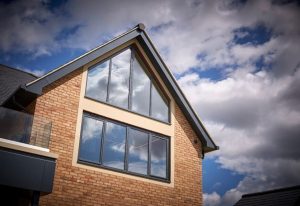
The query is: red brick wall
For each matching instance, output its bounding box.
[33,68,203,206]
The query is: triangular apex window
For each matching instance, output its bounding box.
[85,47,170,123]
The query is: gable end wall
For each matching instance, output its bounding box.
[32,58,203,206]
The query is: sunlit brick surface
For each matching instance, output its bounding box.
[32,68,203,206]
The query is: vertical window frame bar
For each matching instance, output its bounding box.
[124,127,129,171]
[166,137,170,180]
[128,48,134,110]
[148,133,151,176]
[149,82,153,117]
[106,59,112,103]
[77,114,87,163]
[99,120,106,165]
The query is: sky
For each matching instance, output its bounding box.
[1,0,300,205]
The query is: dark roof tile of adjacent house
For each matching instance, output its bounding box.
[234,185,300,206]
[0,64,37,106]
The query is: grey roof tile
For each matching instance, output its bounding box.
[234,185,300,206]
[0,64,37,105]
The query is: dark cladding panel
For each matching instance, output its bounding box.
[0,149,56,193]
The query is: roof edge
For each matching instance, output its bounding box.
[138,31,218,152]
[25,24,142,91]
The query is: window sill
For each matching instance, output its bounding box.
[84,96,171,126]
[75,160,172,186]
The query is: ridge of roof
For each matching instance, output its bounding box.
[23,23,218,153]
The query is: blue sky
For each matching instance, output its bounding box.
[1,0,300,205]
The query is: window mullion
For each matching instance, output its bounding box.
[166,138,170,179]
[100,121,106,165]
[124,127,129,171]
[128,49,134,110]
[148,133,151,176]
[149,81,153,117]
[106,59,112,102]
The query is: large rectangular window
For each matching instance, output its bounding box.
[78,113,170,182]
[85,48,170,123]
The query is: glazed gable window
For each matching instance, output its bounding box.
[85,48,170,123]
[78,113,170,181]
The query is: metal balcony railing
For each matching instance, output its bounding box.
[0,107,52,149]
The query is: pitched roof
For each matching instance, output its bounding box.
[0,64,37,106]
[22,23,218,153]
[234,185,300,206]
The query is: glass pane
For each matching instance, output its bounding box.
[108,49,131,109]
[151,84,169,122]
[0,107,33,144]
[102,122,126,170]
[79,116,103,163]
[86,60,109,102]
[128,128,148,175]
[150,136,167,178]
[131,56,151,116]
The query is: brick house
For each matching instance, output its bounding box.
[0,24,218,206]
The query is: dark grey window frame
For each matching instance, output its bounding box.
[78,112,171,183]
[85,46,171,124]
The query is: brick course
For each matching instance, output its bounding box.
[32,68,203,205]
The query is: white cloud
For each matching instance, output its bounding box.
[15,65,45,77]
[1,0,300,205]
[204,192,221,206]
[179,68,300,204]
[2,0,300,75]
[23,68,45,77]
[0,0,63,57]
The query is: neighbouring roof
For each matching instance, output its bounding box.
[234,185,300,206]
[0,64,37,106]
[5,24,218,154]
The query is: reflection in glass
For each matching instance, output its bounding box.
[85,47,170,123]
[151,84,169,122]
[131,56,151,116]
[150,136,167,178]
[102,122,126,170]
[128,128,148,175]
[108,49,131,109]
[79,116,103,163]
[86,60,109,101]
